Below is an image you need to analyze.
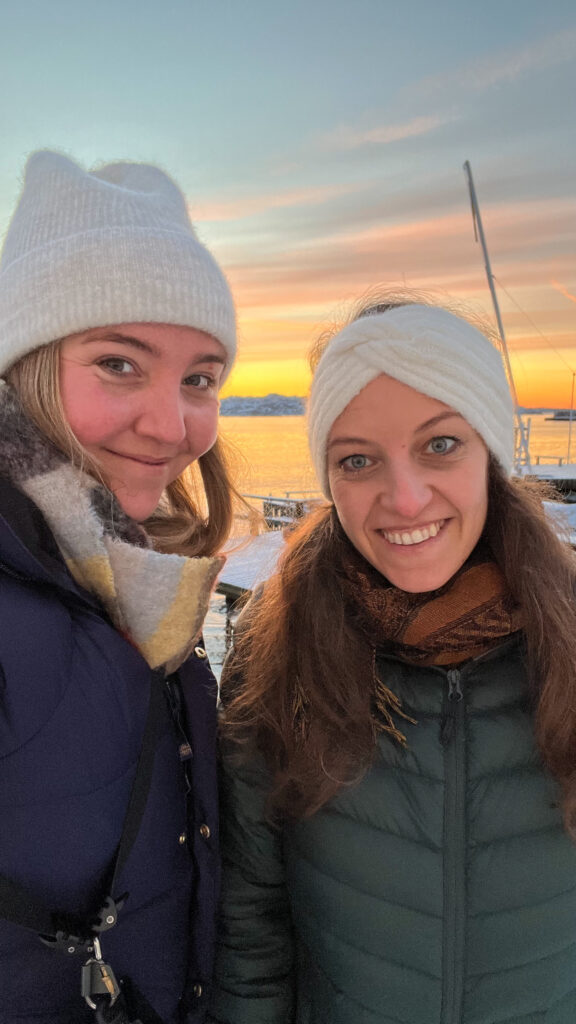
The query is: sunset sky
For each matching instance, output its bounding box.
[0,0,574,407]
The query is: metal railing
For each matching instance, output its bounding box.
[533,455,571,466]
[241,492,323,530]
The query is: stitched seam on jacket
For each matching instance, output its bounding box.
[470,880,576,919]
[313,807,442,854]
[466,936,576,979]
[470,822,566,851]
[487,985,576,1024]
[298,931,439,1019]
[291,857,441,932]
[472,765,549,782]
[372,761,442,785]
[290,836,443,902]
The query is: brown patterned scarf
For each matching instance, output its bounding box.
[340,542,522,667]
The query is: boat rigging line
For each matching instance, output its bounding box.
[463,160,531,471]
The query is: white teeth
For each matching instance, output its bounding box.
[383,521,443,546]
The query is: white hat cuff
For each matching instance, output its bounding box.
[0,151,236,378]
[0,228,236,376]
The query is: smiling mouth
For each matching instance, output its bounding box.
[106,450,170,466]
[380,520,446,546]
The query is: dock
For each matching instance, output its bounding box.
[216,500,576,607]
[217,530,285,602]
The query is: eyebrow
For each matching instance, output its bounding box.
[415,411,465,432]
[327,411,465,449]
[82,331,227,365]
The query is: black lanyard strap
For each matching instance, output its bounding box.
[0,668,167,953]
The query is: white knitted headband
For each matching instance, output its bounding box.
[307,304,514,497]
[0,150,236,379]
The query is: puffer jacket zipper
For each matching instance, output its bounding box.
[440,668,466,1024]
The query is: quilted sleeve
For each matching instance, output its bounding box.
[207,743,294,1024]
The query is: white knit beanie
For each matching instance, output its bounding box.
[308,303,514,497]
[0,150,236,378]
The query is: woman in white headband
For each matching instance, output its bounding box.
[0,150,239,1023]
[209,295,576,1024]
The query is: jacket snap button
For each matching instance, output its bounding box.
[193,983,203,998]
[194,646,207,659]
[178,832,187,845]
[199,823,210,839]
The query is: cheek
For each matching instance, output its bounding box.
[330,482,367,534]
[60,373,98,446]
[461,475,489,536]
[60,385,119,448]
[186,404,220,457]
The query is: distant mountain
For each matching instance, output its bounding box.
[220,394,305,416]
[518,407,576,415]
[220,399,570,418]
[518,407,560,414]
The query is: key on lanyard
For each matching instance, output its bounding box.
[81,936,120,1010]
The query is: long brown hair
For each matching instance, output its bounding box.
[222,291,576,829]
[222,465,576,827]
[7,339,244,557]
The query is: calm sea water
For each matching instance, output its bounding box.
[521,414,576,463]
[220,413,576,492]
[203,413,576,675]
[220,416,319,496]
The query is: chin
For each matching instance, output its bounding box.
[380,564,457,594]
[395,577,451,594]
[114,493,162,523]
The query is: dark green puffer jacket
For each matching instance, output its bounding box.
[209,638,576,1024]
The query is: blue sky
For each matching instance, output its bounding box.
[0,0,574,401]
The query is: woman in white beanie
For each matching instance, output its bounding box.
[209,295,576,1024]
[0,151,238,1023]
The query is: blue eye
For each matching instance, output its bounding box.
[341,454,372,471]
[427,436,458,455]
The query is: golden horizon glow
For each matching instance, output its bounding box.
[222,357,310,399]
[223,313,576,407]
[223,347,576,408]
[208,193,575,406]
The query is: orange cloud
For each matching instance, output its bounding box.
[192,182,359,223]
[201,187,575,407]
[221,195,575,318]
[551,279,576,306]
[319,114,456,151]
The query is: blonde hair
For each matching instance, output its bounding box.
[7,340,239,557]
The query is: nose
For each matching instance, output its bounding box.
[381,460,432,520]
[134,384,187,447]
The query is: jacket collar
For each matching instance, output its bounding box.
[0,473,102,610]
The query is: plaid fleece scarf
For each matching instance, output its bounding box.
[0,384,223,673]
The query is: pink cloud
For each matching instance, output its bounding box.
[318,113,456,151]
[223,196,576,321]
[191,182,360,223]
[551,280,576,306]
[408,27,576,100]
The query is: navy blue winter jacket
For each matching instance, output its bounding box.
[0,474,219,1024]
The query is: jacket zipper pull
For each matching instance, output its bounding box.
[447,668,463,703]
[440,669,463,746]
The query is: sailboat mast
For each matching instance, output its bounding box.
[463,160,531,469]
